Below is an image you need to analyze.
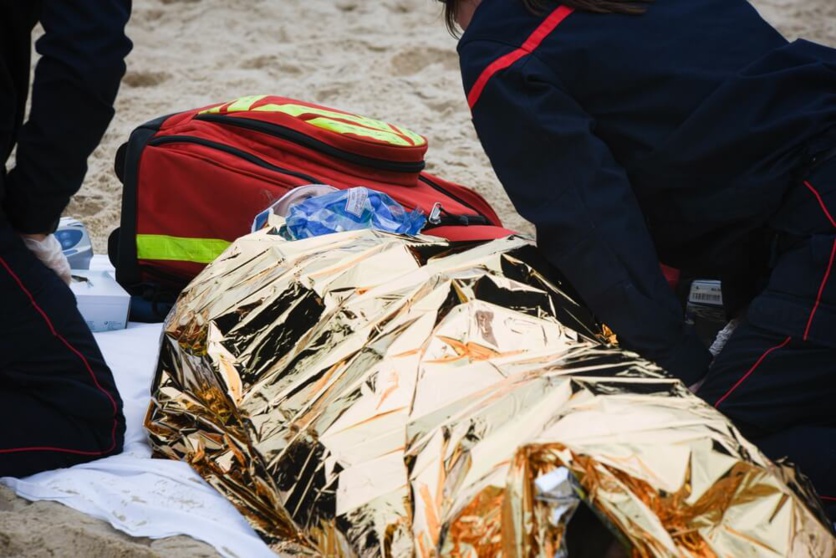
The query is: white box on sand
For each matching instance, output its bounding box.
[69,269,130,332]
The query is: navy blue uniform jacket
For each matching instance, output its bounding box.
[0,0,132,234]
[458,0,836,384]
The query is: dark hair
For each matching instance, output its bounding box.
[441,0,653,36]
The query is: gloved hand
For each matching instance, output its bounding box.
[709,318,740,357]
[688,318,742,395]
[21,233,72,285]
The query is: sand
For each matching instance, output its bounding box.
[2,0,834,556]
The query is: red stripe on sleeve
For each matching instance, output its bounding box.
[467,6,574,109]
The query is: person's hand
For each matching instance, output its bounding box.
[20,233,72,285]
[709,318,741,357]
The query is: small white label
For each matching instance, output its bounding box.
[688,280,723,306]
[344,187,368,218]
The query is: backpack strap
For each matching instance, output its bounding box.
[467,6,574,109]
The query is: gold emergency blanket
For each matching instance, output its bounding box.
[145,227,835,556]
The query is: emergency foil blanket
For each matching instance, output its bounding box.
[145,228,835,556]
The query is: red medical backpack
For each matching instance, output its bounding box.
[110,95,514,296]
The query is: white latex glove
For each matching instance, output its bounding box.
[709,318,740,357]
[689,318,742,395]
[21,233,72,285]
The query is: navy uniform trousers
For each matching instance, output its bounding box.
[0,227,125,477]
[0,2,124,477]
[699,155,836,519]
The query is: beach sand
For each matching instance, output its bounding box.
[2,0,834,556]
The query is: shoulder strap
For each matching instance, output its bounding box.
[467,6,574,109]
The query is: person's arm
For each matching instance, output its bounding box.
[465,51,710,385]
[4,0,132,235]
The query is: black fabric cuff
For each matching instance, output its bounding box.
[654,329,712,386]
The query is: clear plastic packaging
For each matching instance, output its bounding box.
[284,186,426,240]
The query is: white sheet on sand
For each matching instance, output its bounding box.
[1,260,276,558]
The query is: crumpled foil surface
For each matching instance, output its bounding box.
[145,227,836,556]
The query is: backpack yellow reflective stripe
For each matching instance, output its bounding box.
[201,95,268,115]
[254,103,426,147]
[303,117,414,146]
[136,234,231,264]
[200,96,426,148]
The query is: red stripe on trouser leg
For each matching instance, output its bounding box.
[804,238,836,341]
[0,254,119,457]
[714,336,792,408]
[803,180,836,228]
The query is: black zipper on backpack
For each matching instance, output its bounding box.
[147,135,323,184]
[419,175,490,226]
[194,114,427,175]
